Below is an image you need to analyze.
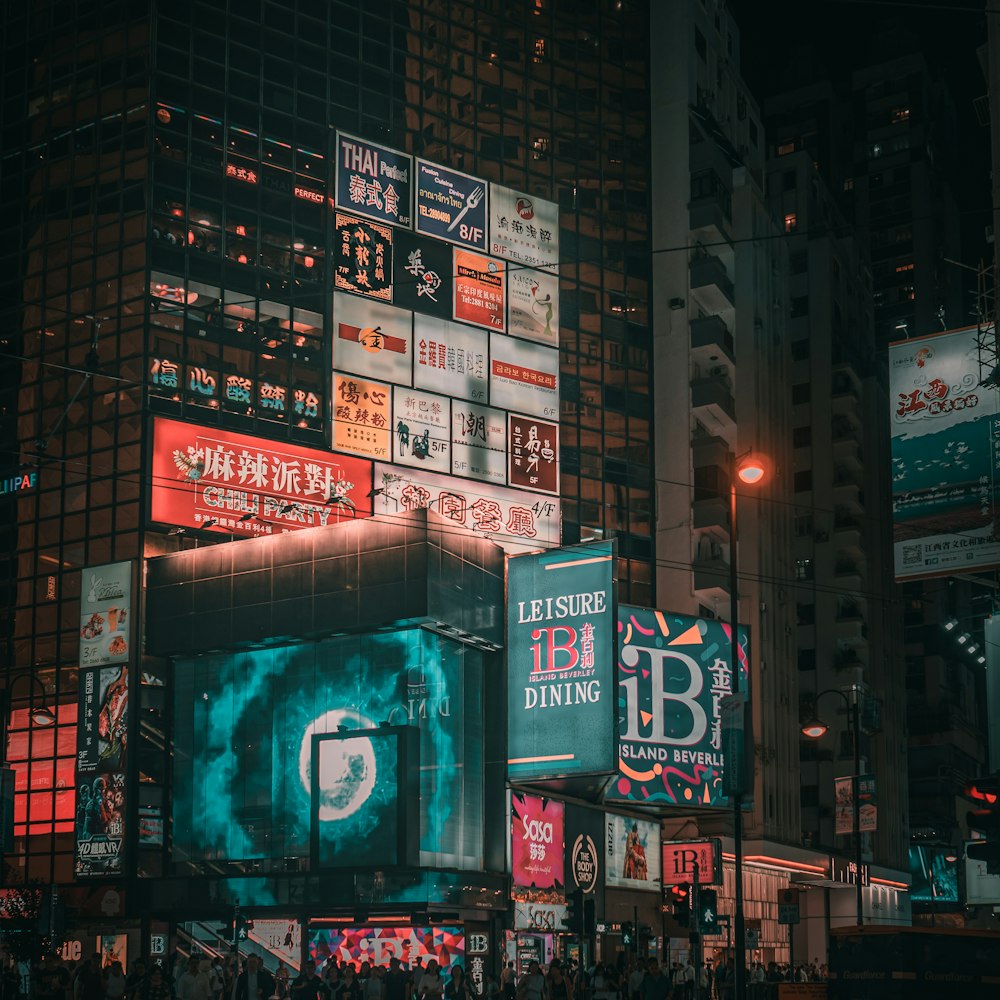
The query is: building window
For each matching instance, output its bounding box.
[533,38,546,62]
[794,470,813,493]
[532,136,550,160]
[784,212,798,233]
[892,107,911,123]
[791,296,809,318]
[777,140,795,156]
[695,27,707,60]
[793,425,811,447]
[895,261,914,273]
[783,171,796,192]
[795,558,814,581]
[797,603,816,625]
[792,383,810,404]
[843,178,854,191]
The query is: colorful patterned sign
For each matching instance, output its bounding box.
[512,793,565,890]
[454,250,505,331]
[309,926,464,973]
[334,213,393,301]
[335,133,412,228]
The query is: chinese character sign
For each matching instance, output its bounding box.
[512,793,565,891]
[507,268,559,347]
[75,769,126,878]
[333,294,413,386]
[372,463,560,555]
[415,160,488,251]
[508,415,558,494]
[453,250,505,331]
[335,133,412,228]
[393,388,451,474]
[393,230,453,321]
[414,315,488,403]
[490,334,559,420]
[151,417,372,535]
[489,184,559,271]
[610,606,749,808]
[506,541,617,781]
[452,403,506,486]
[889,326,1000,579]
[334,213,393,301]
[332,373,392,460]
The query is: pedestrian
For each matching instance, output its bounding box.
[291,962,327,1000]
[232,958,273,1000]
[77,957,104,1000]
[177,959,199,1000]
[139,967,174,1000]
[545,963,571,1000]
[191,962,213,1000]
[106,964,127,1000]
[415,962,443,1000]
[639,962,667,1000]
[499,966,515,1000]
[626,963,644,1000]
[443,968,470,1000]
[515,963,545,1000]
[364,967,383,1000]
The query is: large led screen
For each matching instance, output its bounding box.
[890,326,1000,579]
[604,814,661,892]
[512,793,564,891]
[506,541,617,781]
[609,606,749,808]
[908,846,959,904]
[172,630,483,870]
[310,926,464,973]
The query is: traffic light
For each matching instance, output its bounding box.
[671,883,691,928]
[967,775,1000,874]
[698,889,718,934]
[236,916,255,941]
[563,889,584,934]
[621,921,635,949]
[583,897,596,935]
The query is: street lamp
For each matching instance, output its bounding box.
[729,451,768,1000]
[801,687,864,927]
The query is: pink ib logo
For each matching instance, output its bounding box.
[516,197,535,220]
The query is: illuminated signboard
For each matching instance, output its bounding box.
[608,606,749,808]
[333,293,413,386]
[76,769,126,878]
[512,793,565,890]
[489,334,559,420]
[506,540,617,780]
[150,417,372,535]
[452,402,506,486]
[889,326,1000,579]
[1,470,38,497]
[393,230,454,320]
[908,846,958,904]
[414,315,488,403]
[605,814,661,891]
[332,373,392,460]
[488,184,559,271]
[309,926,464,973]
[662,839,721,885]
[453,249,506,332]
[508,414,558,495]
[393,388,451,474]
[507,267,559,347]
[335,133,413,229]
[372,463,560,554]
[334,213,393,301]
[415,160,489,251]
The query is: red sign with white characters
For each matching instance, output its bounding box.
[512,793,565,890]
[151,418,372,536]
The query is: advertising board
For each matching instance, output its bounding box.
[661,839,721,885]
[605,814,661,891]
[75,770,126,878]
[489,334,559,420]
[309,926,464,973]
[334,213,393,301]
[609,606,749,808]
[453,250,505,331]
[489,184,559,270]
[508,415,558,494]
[392,230,454,320]
[413,315,488,403]
[333,294,413,386]
[512,793,565,891]
[889,326,1000,579]
[507,267,559,346]
[335,133,412,228]
[908,846,958,904]
[393,388,451,474]
[451,403,506,486]
[332,373,392,460]
[506,541,617,780]
[150,418,373,535]
[372,463,560,554]
[415,160,488,251]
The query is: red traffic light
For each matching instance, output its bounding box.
[966,776,1000,805]
[670,883,691,901]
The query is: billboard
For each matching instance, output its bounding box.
[835,774,878,835]
[78,562,132,671]
[489,184,559,271]
[564,805,604,907]
[508,268,559,347]
[512,793,565,891]
[965,843,1000,904]
[662,839,721,885]
[506,541,617,781]
[609,606,749,808]
[150,418,373,535]
[77,665,128,774]
[393,388,451,473]
[333,294,413,385]
[335,133,412,228]
[413,315,488,403]
[454,250,505,331]
[334,213,393,301]
[889,326,1000,579]
[310,926,464,973]
[172,629,484,870]
[372,463,560,554]
[451,403,506,485]
[908,846,958,904]
[392,230,454,320]
[605,814,661,892]
[415,160,488,251]
[332,373,392,460]
[75,770,126,877]
[508,415,558,494]
[489,335,559,420]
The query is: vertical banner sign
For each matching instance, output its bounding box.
[508,415,558,494]
[889,326,1000,579]
[488,184,560,271]
[415,160,489,251]
[858,774,877,832]
[611,607,749,807]
[76,561,133,878]
[834,776,854,836]
[511,793,565,891]
[564,805,604,915]
[506,540,617,781]
[334,213,393,301]
[604,814,661,891]
[335,133,413,228]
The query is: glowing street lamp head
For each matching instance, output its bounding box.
[801,718,828,739]
[736,454,768,485]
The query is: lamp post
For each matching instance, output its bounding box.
[728,451,767,1000]
[0,673,56,753]
[801,687,864,927]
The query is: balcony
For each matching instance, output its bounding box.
[834,556,864,590]
[832,475,864,513]
[693,495,730,542]
[690,314,735,367]
[833,513,864,556]
[689,194,733,247]
[690,253,735,312]
[691,374,736,433]
[693,552,731,606]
